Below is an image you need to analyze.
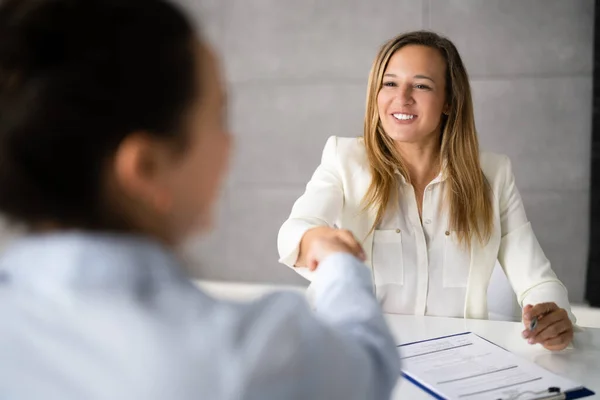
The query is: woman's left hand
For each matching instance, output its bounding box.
[522,302,574,351]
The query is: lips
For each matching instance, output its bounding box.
[392,113,417,121]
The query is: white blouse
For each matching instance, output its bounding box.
[374,172,469,317]
[278,136,574,322]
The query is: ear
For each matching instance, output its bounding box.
[112,132,174,214]
[442,103,450,116]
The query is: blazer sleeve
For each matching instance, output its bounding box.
[277,136,344,280]
[496,155,576,323]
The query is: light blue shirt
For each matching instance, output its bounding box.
[0,233,400,399]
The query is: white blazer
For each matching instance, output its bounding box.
[278,136,574,321]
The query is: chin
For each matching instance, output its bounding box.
[383,124,440,145]
[194,212,214,235]
[174,214,214,246]
[385,131,424,144]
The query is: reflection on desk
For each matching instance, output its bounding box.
[387,315,600,399]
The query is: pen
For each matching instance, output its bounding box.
[529,316,538,331]
[529,307,553,331]
[501,386,565,400]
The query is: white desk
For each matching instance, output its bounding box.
[195,280,600,398]
[387,315,600,399]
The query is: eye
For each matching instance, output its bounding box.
[415,84,431,90]
[382,81,397,87]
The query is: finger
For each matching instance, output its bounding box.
[531,321,570,344]
[527,302,558,320]
[526,302,559,320]
[335,236,361,258]
[522,304,534,325]
[306,250,319,271]
[337,230,365,259]
[523,309,565,339]
[542,331,573,351]
[337,230,361,249]
[530,308,565,333]
[530,319,571,344]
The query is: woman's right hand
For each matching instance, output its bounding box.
[297,226,366,271]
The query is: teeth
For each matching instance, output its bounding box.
[393,113,415,120]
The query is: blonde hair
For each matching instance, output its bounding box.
[362,31,492,248]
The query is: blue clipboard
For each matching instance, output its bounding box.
[397,332,595,400]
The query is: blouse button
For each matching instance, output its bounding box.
[445,231,450,236]
[395,229,401,233]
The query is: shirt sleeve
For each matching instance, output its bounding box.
[219,253,401,400]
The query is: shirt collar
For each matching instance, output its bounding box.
[0,231,186,292]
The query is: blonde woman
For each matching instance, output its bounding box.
[278,31,575,351]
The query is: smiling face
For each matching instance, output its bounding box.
[376,45,449,146]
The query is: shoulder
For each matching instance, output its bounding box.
[322,135,368,169]
[479,151,513,185]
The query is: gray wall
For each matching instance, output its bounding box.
[0,1,590,300]
[177,0,595,302]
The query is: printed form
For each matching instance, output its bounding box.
[398,332,588,400]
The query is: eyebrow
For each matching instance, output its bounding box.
[383,73,435,83]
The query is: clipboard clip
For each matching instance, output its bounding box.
[499,386,565,400]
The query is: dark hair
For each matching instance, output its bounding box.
[0,0,198,229]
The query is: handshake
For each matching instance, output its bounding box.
[298,226,366,271]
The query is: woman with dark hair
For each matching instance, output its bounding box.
[0,0,399,398]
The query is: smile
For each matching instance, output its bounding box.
[392,113,416,121]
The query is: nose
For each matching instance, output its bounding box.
[396,85,413,105]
